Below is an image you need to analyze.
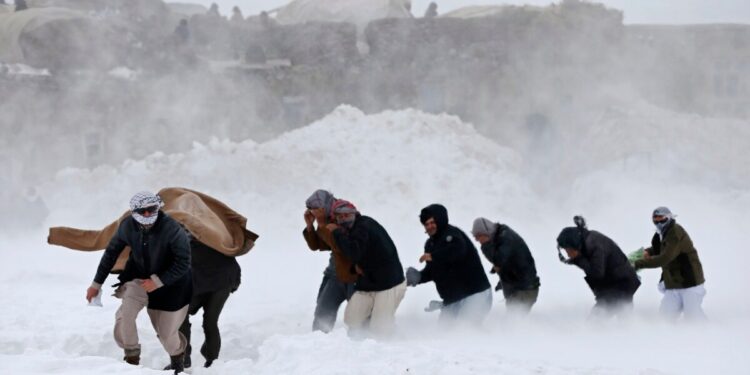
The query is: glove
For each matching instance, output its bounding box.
[424,300,443,312]
[405,267,421,287]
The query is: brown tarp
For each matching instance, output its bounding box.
[48,187,259,272]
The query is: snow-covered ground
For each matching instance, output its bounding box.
[1,106,749,374]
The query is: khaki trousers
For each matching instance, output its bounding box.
[344,280,406,338]
[114,280,189,356]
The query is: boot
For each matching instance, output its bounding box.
[123,348,140,365]
[169,353,185,374]
[123,355,140,365]
[163,354,191,370]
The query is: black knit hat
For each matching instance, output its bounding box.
[556,227,583,250]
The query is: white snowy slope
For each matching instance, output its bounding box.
[1,106,749,374]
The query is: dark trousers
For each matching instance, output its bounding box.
[313,273,355,333]
[180,287,232,362]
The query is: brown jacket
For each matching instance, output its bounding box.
[48,187,259,272]
[635,221,704,289]
[303,220,357,284]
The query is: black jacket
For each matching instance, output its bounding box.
[418,204,490,305]
[480,224,540,295]
[94,212,192,311]
[570,230,640,301]
[333,214,405,292]
[190,239,241,296]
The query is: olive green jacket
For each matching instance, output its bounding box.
[635,221,705,289]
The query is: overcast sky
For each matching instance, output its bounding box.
[184,0,750,24]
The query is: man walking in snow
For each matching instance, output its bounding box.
[329,200,406,338]
[164,238,241,370]
[85,192,192,374]
[557,216,640,318]
[471,217,540,314]
[633,207,706,320]
[406,204,492,324]
[302,190,356,333]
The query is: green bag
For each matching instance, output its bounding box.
[627,247,645,269]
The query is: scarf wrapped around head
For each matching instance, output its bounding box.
[306,189,336,219]
[332,199,358,228]
[653,206,675,236]
[129,191,164,225]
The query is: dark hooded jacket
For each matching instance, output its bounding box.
[190,238,240,296]
[635,220,704,289]
[333,214,405,292]
[94,212,192,311]
[418,204,490,305]
[481,223,540,296]
[558,227,640,302]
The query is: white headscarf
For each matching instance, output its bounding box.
[129,191,163,225]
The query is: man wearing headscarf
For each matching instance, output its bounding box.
[328,200,406,338]
[557,216,640,318]
[634,207,706,320]
[85,192,192,374]
[471,217,540,313]
[302,190,356,332]
[406,204,491,324]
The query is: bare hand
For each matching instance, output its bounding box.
[493,266,501,273]
[326,223,339,232]
[311,208,327,224]
[643,250,652,260]
[304,210,315,227]
[86,287,99,302]
[141,279,158,293]
[355,265,364,275]
[419,253,432,263]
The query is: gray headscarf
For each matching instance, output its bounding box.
[306,189,335,218]
[471,217,497,237]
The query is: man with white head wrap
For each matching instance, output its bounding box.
[85,191,192,374]
[634,207,707,320]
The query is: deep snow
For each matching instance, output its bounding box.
[1,105,749,374]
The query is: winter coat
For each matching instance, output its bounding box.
[94,212,192,311]
[303,221,358,283]
[571,230,640,302]
[480,224,540,295]
[635,221,705,289]
[332,214,405,292]
[190,239,240,295]
[418,205,490,305]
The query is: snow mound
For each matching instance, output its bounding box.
[44,105,534,231]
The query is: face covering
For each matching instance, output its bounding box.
[130,191,163,226]
[337,214,356,228]
[654,218,671,237]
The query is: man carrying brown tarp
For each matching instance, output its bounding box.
[49,187,258,372]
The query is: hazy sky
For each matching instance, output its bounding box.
[186,0,750,24]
